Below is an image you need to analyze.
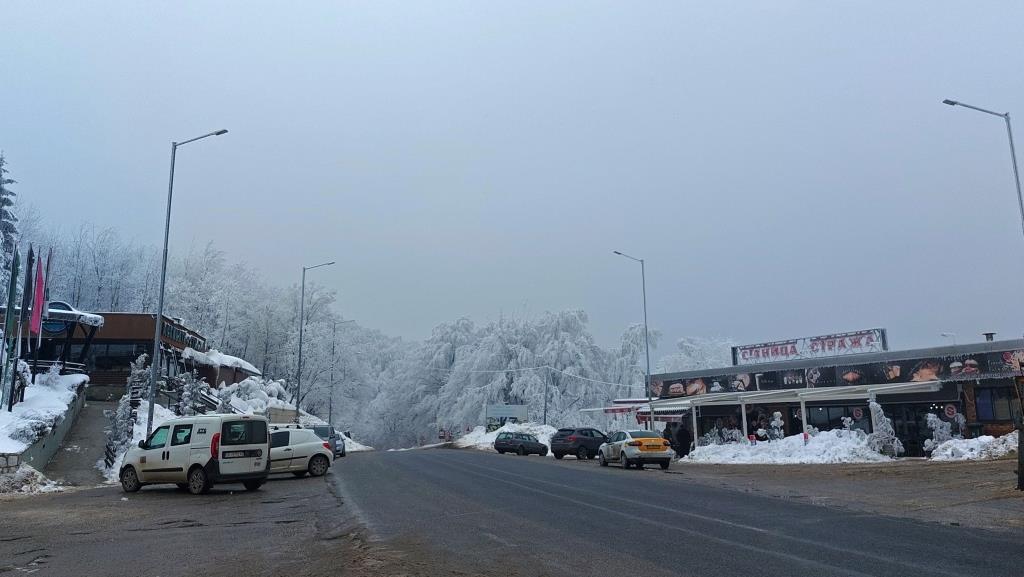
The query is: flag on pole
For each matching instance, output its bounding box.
[2,247,19,411]
[37,248,53,348]
[30,257,44,336]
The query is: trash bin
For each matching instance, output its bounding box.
[967,423,985,439]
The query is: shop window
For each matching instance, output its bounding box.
[975,387,1015,422]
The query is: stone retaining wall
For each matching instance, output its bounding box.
[1,381,88,473]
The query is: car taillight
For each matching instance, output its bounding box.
[323,442,331,450]
[567,435,577,442]
[211,432,221,460]
[627,441,642,447]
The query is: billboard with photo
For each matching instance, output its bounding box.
[485,404,528,432]
[651,348,1024,399]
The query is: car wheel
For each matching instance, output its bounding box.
[540,448,548,457]
[187,466,211,495]
[119,466,141,493]
[619,453,629,469]
[659,460,670,470]
[292,471,308,478]
[576,446,589,460]
[554,452,564,459]
[517,445,526,456]
[599,452,608,467]
[308,454,330,477]
[243,480,263,491]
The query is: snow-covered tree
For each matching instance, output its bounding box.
[923,413,960,453]
[174,370,206,416]
[867,401,904,456]
[0,153,18,287]
[656,336,734,373]
[127,354,150,404]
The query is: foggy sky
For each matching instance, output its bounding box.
[3,2,1024,353]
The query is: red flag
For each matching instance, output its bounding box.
[29,258,44,335]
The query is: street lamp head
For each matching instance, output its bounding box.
[214,129,229,136]
[942,99,959,106]
[613,251,623,256]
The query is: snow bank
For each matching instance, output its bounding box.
[343,432,373,452]
[97,402,176,484]
[0,371,89,454]
[685,429,891,465]
[454,422,558,454]
[183,347,261,376]
[930,431,1018,462]
[0,464,63,495]
[218,377,291,414]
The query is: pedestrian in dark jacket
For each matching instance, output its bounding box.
[676,427,693,457]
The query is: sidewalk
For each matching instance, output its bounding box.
[43,400,115,486]
[669,457,1024,532]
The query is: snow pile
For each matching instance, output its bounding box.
[97,402,176,484]
[930,431,1018,461]
[183,347,261,376]
[0,464,63,495]
[454,422,558,453]
[342,432,373,452]
[216,377,291,414]
[0,369,89,453]
[685,429,891,465]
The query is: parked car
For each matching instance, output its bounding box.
[598,430,673,470]
[550,427,608,460]
[493,432,549,456]
[312,425,346,457]
[119,414,270,495]
[270,428,334,477]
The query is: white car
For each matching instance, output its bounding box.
[119,414,270,494]
[598,430,674,470]
[269,427,334,477]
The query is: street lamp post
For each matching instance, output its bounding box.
[146,129,228,436]
[940,332,957,345]
[613,250,654,431]
[942,99,1024,242]
[295,261,335,421]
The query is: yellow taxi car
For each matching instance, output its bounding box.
[598,430,674,470]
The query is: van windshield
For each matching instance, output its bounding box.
[221,420,268,446]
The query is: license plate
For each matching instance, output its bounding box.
[644,444,663,451]
[223,450,247,459]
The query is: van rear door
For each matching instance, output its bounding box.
[218,418,268,476]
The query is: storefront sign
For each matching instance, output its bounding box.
[732,329,888,366]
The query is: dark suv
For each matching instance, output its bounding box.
[550,427,608,460]
[493,432,548,456]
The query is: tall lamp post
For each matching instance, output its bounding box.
[146,129,228,436]
[295,261,335,421]
[943,99,1024,491]
[942,99,1024,241]
[613,250,654,431]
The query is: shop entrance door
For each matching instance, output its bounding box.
[890,405,930,457]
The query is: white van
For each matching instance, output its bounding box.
[119,414,270,494]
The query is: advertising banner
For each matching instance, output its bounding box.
[651,348,1024,399]
[485,404,528,432]
[731,329,888,366]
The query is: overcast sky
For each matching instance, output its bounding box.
[3,2,1024,352]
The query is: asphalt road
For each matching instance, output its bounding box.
[335,449,1024,577]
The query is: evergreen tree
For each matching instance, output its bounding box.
[174,370,206,416]
[127,354,150,407]
[0,153,19,285]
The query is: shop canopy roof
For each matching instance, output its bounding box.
[582,381,944,416]
[647,380,943,411]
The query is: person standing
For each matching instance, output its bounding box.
[676,426,693,458]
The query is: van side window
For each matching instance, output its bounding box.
[271,431,289,448]
[147,426,169,449]
[171,424,193,446]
